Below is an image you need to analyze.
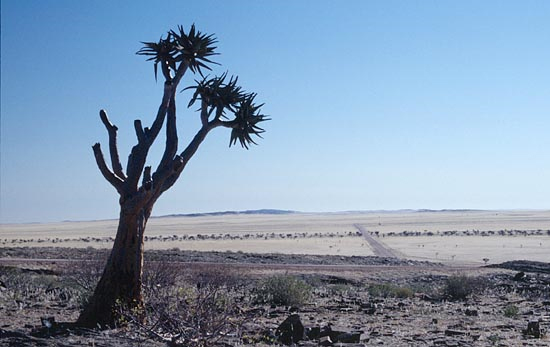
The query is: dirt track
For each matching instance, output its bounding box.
[354,224,401,258]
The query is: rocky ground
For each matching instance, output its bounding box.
[0,247,549,346]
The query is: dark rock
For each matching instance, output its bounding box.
[445,329,467,336]
[334,332,361,343]
[495,324,514,330]
[323,275,359,285]
[513,271,526,281]
[323,327,348,342]
[362,302,377,314]
[21,268,55,275]
[262,329,277,344]
[276,314,305,345]
[0,329,29,339]
[320,325,332,338]
[319,335,333,346]
[490,260,550,274]
[40,317,56,329]
[524,320,541,338]
[306,326,321,340]
[465,308,478,316]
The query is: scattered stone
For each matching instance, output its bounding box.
[513,271,526,281]
[465,308,478,316]
[524,320,541,338]
[491,260,550,274]
[262,329,277,343]
[0,329,29,339]
[334,331,361,343]
[276,314,305,345]
[362,302,377,315]
[40,317,56,329]
[305,326,320,340]
[319,335,333,346]
[445,329,467,336]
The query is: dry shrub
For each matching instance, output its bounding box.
[368,283,414,299]
[254,274,311,307]
[62,259,105,307]
[122,262,244,347]
[444,274,485,301]
[503,304,519,318]
[0,265,84,310]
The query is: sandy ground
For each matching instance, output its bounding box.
[1,210,548,264]
[2,210,549,238]
[382,235,549,264]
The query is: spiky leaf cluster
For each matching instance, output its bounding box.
[187,73,245,119]
[230,95,268,149]
[137,24,218,80]
[138,24,269,149]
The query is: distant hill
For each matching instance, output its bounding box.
[156,208,489,219]
[157,209,297,218]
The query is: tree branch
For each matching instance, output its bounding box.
[158,124,213,194]
[92,143,124,195]
[147,61,188,144]
[99,110,126,180]
[156,93,178,175]
[142,166,152,190]
[136,61,189,195]
[125,80,176,192]
[134,120,146,143]
[200,99,209,126]
[210,119,236,129]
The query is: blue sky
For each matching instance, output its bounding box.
[1,1,549,223]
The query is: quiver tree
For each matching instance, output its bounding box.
[77,25,268,328]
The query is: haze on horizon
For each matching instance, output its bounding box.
[1,1,549,224]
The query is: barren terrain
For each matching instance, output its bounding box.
[1,210,549,346]
[1,210,548,264]
[0,248,549,346]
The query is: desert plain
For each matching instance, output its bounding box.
[1,209,549,346]
[1,209,548,265]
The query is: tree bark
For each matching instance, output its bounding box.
[77,204,151,328]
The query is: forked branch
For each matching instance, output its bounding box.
[99,110,126,180]
[92,143,124,195]
[156,94,178,175]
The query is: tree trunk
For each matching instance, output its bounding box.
[77,204,150,328]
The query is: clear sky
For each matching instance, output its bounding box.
[1,0,549,223]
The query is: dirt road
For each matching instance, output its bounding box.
[353,223,401,258]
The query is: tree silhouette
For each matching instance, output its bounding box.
[77,25,268,327]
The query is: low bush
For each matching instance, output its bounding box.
[503,304,519,318]
[0,265,86,310]
[120,264,243,347]
[368,283,414,298]
[444,274,484,301]
[255,274,311,306]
